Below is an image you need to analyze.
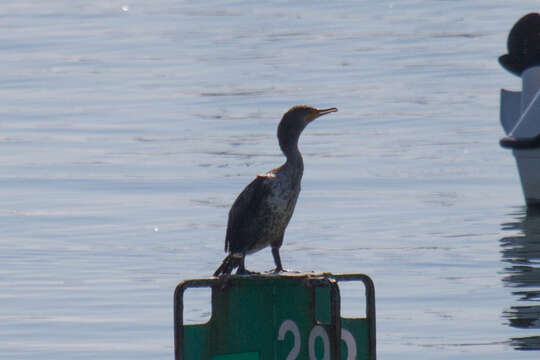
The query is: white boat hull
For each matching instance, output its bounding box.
[514,148,540,205]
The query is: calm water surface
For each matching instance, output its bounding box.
[2,1,540,359]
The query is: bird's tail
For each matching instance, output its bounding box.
[213,254,241,276]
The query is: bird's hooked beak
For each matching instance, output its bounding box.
[306,107,338,122]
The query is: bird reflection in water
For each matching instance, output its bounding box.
[501,206,540,350]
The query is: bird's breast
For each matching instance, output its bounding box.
[266,175,299,210]
[259,178,300,243]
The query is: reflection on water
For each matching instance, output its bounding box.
[501,207,540,350]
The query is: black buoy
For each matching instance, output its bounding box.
[499,12,540,76]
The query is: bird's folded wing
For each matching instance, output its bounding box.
[225,176,271,253]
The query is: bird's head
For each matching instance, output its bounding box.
[281,105,337,127]
[277,105,337,148]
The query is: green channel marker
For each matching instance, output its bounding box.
[174,272,375,360]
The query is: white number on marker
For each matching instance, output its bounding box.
[308,325,330,360]
[278,320,358,360]
[341,329,357,360]
[278,319,301,360]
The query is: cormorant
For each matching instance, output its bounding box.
[214,105,338,276]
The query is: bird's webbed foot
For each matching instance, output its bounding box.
[266,267,302,274]
[263,266,286,274]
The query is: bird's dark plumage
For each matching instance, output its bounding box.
[214,105,337,276]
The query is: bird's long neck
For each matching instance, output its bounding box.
[280,137,304,176]
[278,117,306,178]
